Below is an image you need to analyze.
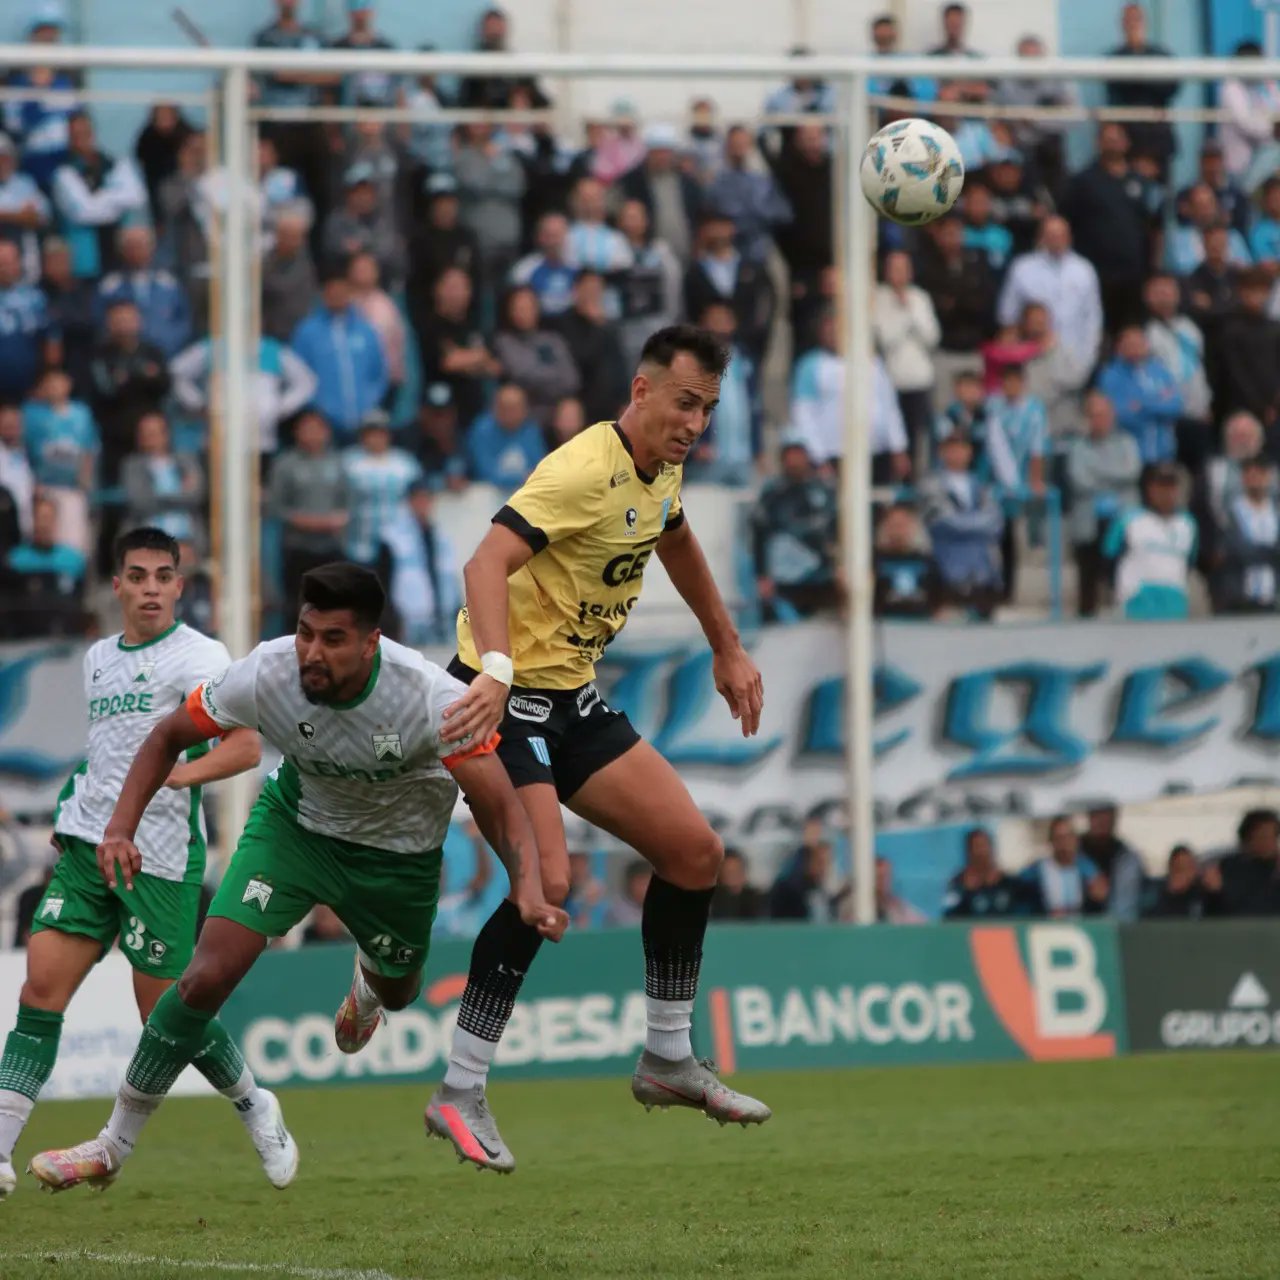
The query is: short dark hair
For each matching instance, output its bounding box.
[1238,808,1280,844]
[872,13,896,28]
[299,562,386,631]
[115,526,180,570]
[1047,812,1074,835]
[944,2,968,14]
[963,827,990,855]
[639,324,731,378]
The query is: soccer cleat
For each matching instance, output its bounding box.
[424,1083,515,1174]
[334,958,385,1054]
[246,1089,299,1189]
[27,1138,122,1193]
[0,1158,15,1200]
[631,1052,773,1126]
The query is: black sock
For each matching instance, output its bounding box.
[452,899,544,1047]
[641,875,714,1060]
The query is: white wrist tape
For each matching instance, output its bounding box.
[480,651,514,688]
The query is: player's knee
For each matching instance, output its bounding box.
[687,827,724,888]
[18,975,70,1013]
[176,958,237,1011]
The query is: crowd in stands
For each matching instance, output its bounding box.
[2,0,1280,641]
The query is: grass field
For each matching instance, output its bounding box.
[0,1053,1276,1279]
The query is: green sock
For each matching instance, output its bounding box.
[125,987,215,1098]
[191,1019,249,1094]
[0,1005,63,1101]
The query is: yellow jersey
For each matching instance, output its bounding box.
[456,422,684,689]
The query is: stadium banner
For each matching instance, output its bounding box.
[1119,921,1280,1054]
[0,952,207,1099]
[208,922,1126,1091]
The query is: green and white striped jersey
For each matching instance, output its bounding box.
[56,621,233,883]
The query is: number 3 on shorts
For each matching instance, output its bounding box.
[124,915,146,951]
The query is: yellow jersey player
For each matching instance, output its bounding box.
[418,325,770,1172]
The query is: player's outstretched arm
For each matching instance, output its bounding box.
[164,726,261,790]
[657,517,764,737]
[447,751,568,942]
[99,703,216,892]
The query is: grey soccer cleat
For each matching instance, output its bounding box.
[631,1052,773,1127]
[424,1083,516,1174]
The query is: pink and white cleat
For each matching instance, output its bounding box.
[28,1138,122,1193]
[334,958,385,1054]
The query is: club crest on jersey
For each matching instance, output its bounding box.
[372,732,403,761]
[624,507,638,536]
[298,721,315,741]
[242,878,273,910]
[610,469,630,488]
[133,662,155,684]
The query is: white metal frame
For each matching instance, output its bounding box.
[1,44,1267,921]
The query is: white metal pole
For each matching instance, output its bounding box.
[840,72,876,926]
[1268,11,1280,60]
[219,64,255,847]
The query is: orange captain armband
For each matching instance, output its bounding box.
[442,732,501,770]
[185,685,222,739]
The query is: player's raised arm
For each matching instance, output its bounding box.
[657,516,764,737]
[445,749,568,942]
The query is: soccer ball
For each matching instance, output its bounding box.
[859,118,965,226]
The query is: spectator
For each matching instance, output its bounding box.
[705,125,791,266]
[983,362,1047,496]
[686,97,723,185]
[340,119,411,261]
[0,241,57,403]
[289,264,388,442]
[688,302,757,486]
[255,133,312,239]
[1203,809,1280,917]
[0,402,35,541]
[170,330,316,457]
[269,408,350,620]
[378,480,460,645]
[915,216,998,392]
[983,148,1050,258]
[39,238,96,396]
[492,286,580,429]
[615,199,682,374]
[873,502,941,620]
[1060,123,1150,332]
[96,225,192,359]
[873,250,941,455]
[5,493,87,638]
[997,217,1102,381]
[685,208,774,368]
[943,828,1026,918]
[347,250,405,410]
[942,83,1004,177]
[1097,324,1183,464]
[928,1,985,63]
[510,211,577,321]
[51,112,147,281]
[454,123,527,286]
[790,310,909,477]
[402,54,451,178]
[1184,224,1241,345]
[868,12,937,103]
[561,175,631,295]
[415,382,468,491]
[322,163,403,289]
[1219,41,1280,185]
[761,47,837,140]
[1104,2,1179,177]
[465,382,545,490]
[1251,177,1280,273]
[1143,845,1211,919]
[961,182,1013,275]
[1176,141,1250,240]
[875,857,926,924]
[750,436,839,622]
[3,11,80,191]
[155,129,211,318]
[618,126,701,266]
[548,395,586,450]
[564,850,607,931]
[918,428,1004,619]
[407,180,478,321]
[414,267,499,431]
[605,859,651,928]
[768,820,837,921]
[458,7,549,112]
[1079,804,1145,921]
[1103,461,1197,620]
[995,35,1078,197]
[1143,272,1212,470]
[1166,185,1250,277]
[1199,410,1268,539]
[765,123,832,337]
[933,369,993,471]
[327,0,398,108]
[1021,816,1108,917]
[88,299,170,484]
[260,203,319,343]
[985,301,1090,443]
[121,411,205,549]
[175,538,215,635]
[1067,390,1141,617]
[21,366,97,553]
[134,103,195,227]
[547,271,630,423]
[1209,268,1280,438]
[0,134,50,283]
[342,410,422,567]
[709,848,765,921]
[1212,454,1280,615]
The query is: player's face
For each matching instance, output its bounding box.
[295,607,380,704]
[635,353,720,465]
[114,550,182,638]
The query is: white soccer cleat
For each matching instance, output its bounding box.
[27,1138,121,1193]
[246,1089,298,1189]
[0,1158,15,1199]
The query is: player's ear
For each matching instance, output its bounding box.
[631,371,649,405]
[364,626,381,659]
[174,572,185,599]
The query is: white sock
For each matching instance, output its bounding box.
[217,1066,267,1128]
[443,1028,497,1091]
[645,997,693,1061]
[101,1082,162,1159]
[353,960,383,1021]
[0,1089,34,1163]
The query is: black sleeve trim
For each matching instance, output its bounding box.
[493,504,549,553]
[663,509,686,533]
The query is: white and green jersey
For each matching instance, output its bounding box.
[193,636,481,854]
[55,621,233,883]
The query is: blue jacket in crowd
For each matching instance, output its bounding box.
[289,304,388,440]
[97,268,193,359]
[465,412,546,491]
[1096,357,1184,464]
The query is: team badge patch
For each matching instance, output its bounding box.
[298,721,315,740]
[133,662,155,684]
[242,878,273,910]
[624,508,638,536]
[372,732,403,761]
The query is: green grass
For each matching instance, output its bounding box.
[1,1054,1277,1279]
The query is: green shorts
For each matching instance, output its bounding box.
[208,787,442,979]
[31,835,200,979]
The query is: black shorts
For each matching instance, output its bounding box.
[448,658,641,801]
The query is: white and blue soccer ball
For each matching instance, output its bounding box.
[859,118,965,226]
